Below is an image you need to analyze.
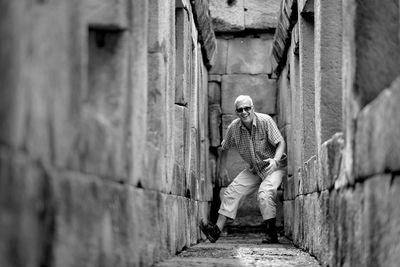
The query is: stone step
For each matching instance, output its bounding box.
[154,233,321,267]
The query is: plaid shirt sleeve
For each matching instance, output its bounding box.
[265,117,284,145]
[221,123,236,150]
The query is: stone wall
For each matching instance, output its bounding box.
[208,0,282,230]
[0,0,215,266]
[274,0,400,265]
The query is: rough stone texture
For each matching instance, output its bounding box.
[79,30,129,182]
[208,104,222,147]
[208,81,221,105]
[298,17,316,160]
[226,36,273,74]
[209,0,245,32]
[352,0,400,108]
[0,1,214,266]
[175,7,191,105]
[84,0,128,29]
[155,234,321,267]
[314,0,343,152]
[303,156,318,194]
[318,133,344,191]
[355,76,400,179]
[221,75,277,115]
[190,0,217,68]
[244,0,281,30]
[209,39,228,74]
[270,0,298,76]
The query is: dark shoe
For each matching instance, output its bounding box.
[200,220,221,243]
[261,218,279,244]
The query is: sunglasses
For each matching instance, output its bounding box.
[236,106,252,113]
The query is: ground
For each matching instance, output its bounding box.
[154,233,321,267]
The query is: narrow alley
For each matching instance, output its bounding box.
[1,0,400,266]
[155,234,320,267]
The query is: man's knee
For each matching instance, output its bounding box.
[257,187,277,202]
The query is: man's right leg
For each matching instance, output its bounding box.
[201,169,260,242]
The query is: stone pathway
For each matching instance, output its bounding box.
[154,233,321,267]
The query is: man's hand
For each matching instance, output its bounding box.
[263,158,278,176]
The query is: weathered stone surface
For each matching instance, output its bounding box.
[78,30,129,181]
[299,17,316,160]
[318,133,344,191]
[208,82,221,105]
[244,0,281,29]
[221,75,277,115]
[175,7,191,105]
[84,0,128,29]
[299,0,314,21]
[174,105,187,167]
[209,39,228,74]
[129,0,149,186]
[283,200,294,238]
[0,149,54,267]
[209,0,245,32]
[148,0,171,53]
[349,0,400,107]
[276,66,292,130]
[355,76,400,179]
[155,233,321,267]
[314,0,343,150]
[270,0,298,76]
[283,175,294,200]
[303,156,318,194]
[221,113,237,136]
[208,74,222,82]
[209,104,222,147]
[226,37,273,74]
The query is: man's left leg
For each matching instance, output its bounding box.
[257,169,286,243]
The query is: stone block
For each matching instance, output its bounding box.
[361,175,392,266]
[276,66,292,130]
[208,104,222,147]
[226,37,273,74]
[208,74,222,82]
[148,0,171,53]
[209,39,228,74]
[0,149,53,267]
[221,75,277,114]
[304,156,318,194]
[355,77,400,179]
[283,200,295,239]
[174,105,188,167]
[129,0,149,187]
[317,190,331,266]
[283,175,295,201]
[293,195,304,246]
[208,82,221,105]
[386,174,400,266]
[221,114,237,139]
[84,0,128,29]
[77,30,129,181]
[175,7,191,105]
[209,0,245,32]
[244,0,281,29]
[318,133,344,190]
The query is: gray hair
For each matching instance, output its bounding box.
[234,95,253,108]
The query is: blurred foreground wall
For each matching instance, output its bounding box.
[0,0,215,266]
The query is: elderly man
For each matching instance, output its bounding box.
[201,95,287,243]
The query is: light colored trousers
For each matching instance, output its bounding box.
[218,167,286,221]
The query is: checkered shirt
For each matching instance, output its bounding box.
[221,112,284,179]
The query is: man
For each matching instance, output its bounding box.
[200,95,287,243]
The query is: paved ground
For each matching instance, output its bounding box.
[154,233,321,267]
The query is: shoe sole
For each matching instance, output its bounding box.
[200,221,216,243]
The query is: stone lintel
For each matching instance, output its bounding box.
[270,0,299,77]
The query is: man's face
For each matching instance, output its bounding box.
[235,98,254,124]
